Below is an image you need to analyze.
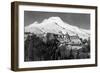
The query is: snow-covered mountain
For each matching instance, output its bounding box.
[25,16,90,39]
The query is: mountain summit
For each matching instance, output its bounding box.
[25,16,90,39]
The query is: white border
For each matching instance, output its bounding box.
[18,5,96,68]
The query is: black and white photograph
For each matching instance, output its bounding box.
[24,11,91,61]
[11,2,97,71]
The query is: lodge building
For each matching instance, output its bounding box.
[25,31,82,45]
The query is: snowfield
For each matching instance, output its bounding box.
[25,16,90,39]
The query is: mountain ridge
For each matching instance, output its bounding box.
[25,16,90,39]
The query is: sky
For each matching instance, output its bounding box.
[24,11,90,30]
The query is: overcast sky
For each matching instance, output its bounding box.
[24,11,90,30]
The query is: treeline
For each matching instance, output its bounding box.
[24,33,90,61]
